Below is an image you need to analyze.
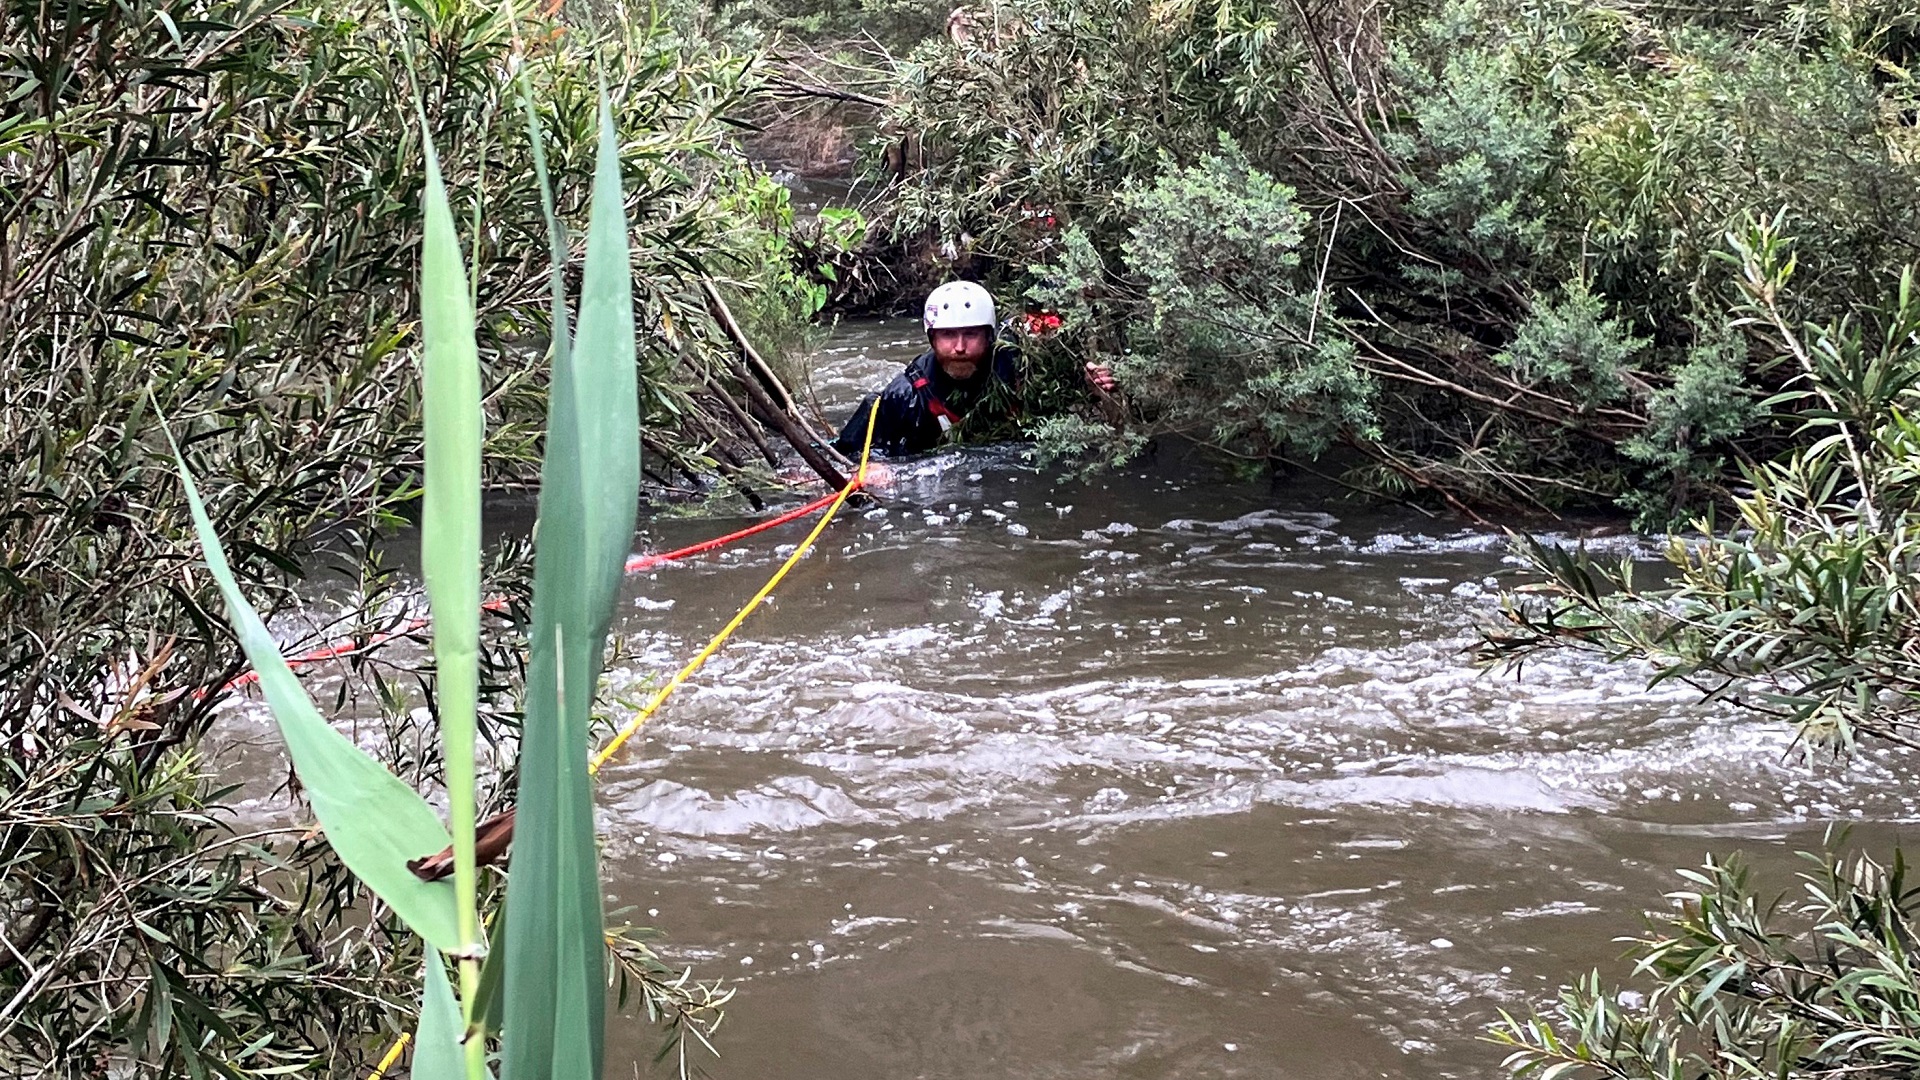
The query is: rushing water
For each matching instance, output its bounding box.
[229,319,1920,1078]
[587,319,1920,1078]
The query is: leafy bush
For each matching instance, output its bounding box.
[1488,222,1920,748]
[1034,141,1378,464]
[1616,330,1760,526]
[1383,4,1562,275]
[877,0,1920,519]
[1494,283,1645,409]
[714,173,872,382]
[882,0,1273,266]
[1495,842,1920,1080]
[1567,28,1918,323]
[0,0,770,1071]
[743,0,945,50]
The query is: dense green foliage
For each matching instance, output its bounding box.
[745,0,943,49]
[1481,229,1920,1078]
[0,0,770,1072]
[878,0,1920,519]
[1487,222,1920,750]
[1029,140,1375,468]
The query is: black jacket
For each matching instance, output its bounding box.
[833,345,1021,458]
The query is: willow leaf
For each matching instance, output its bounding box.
[170,446,460,953]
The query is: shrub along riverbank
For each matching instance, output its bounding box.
[850,0,1920,524]
[0,0,828,1071]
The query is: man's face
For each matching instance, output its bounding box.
[929,326,993,381]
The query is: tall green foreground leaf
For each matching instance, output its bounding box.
[420,133,483,948]
[413,955,484,1080]
[419,120,488,1080]
[500,91,640,1080]
[170,443,461,953]
[564,97,641,658]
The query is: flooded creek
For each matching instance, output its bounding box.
[229,319,1920,1079]
[596,474,1916,1078]
[586,320,1920,1078]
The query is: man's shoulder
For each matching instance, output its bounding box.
[879,352,934,392]
[902,349,938,378]
[876,355,935,404]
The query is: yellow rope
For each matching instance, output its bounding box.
[367,401,877,1078]
[368,1032,411,1079]
[591,396,879,774]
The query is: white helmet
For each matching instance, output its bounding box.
[923,281,997,332]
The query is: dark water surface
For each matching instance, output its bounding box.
[229,320,1920,1079]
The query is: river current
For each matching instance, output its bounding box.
[231,319,1920,1078]
[593,320,1920,1078]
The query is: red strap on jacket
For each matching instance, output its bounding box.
[912,376,962,424]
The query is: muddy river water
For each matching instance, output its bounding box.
[243,320,1920,1078]
[582,320,1920,1079]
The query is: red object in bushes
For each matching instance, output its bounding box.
[1024,311,1064,337]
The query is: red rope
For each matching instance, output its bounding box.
[224,617,432,692]
[219,489,852,694]
[623,489,842,574]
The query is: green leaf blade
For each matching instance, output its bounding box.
[419,136,485,954]
[569,91,642,631]
[500,89,639,1080]
[171,448,460,953]
[413,955,489,1080]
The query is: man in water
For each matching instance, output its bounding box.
[833,280,1114,458]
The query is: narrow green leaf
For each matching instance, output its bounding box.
[419,131,484,957]
[500,88,639,1080]
[570,93,642,633]
[413,954,488,1080]
[170,438,460,953]
[471,900,509,1038]
[516,66,570,368]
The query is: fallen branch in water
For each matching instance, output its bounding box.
[1345,435,1494,527]
[701,279,856,490]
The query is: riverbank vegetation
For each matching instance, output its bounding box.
[0,0,808,1070]
[1482,225,1920,1077]
[853,0,1920,524]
